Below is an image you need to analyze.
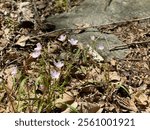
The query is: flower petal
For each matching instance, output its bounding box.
[34,43,42,51]
[30,51,41,58]
[11,66,17,76]
[68,38,78,45]
[97,44,104,50]
[58,34,66,42]
[90,35,95,41]
[50,70,60,79]
[54,60,64,68]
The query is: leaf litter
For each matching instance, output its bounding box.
[0,0,149,113]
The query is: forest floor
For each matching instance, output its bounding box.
[0,0,149,113]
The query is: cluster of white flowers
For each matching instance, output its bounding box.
[29,36,104,80]
[50,35,78,80]
[58,34,78,46]
[50,60,64,79]
[30,43,42,58]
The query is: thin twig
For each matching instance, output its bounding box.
[110,40,150,51]
[115,58,149,62]
[29,16,150,39]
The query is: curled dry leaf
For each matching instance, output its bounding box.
[55,92,75,110]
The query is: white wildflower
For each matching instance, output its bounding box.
[50,70,60,79]
[97,44,104,50]
[54,60,64,68]
[68,38,78,45]
[90,35,96,41]
[30,51,41,58]
[58,34,66,42]
[34,43,42,51]
[30,43,42,58]
[11,66,17,76]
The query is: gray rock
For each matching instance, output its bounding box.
[47,0,150,60]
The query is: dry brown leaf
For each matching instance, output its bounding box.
[4,67,17,91]
[61,102,78,113]
[55,91,75,109]
[128,99,138,112]
[5,101,14,113]
[145,107,150,112]
[96,101,105,113]
[135,93,148,106]
[87,66,103,81]
[0,107,5,113]
[109,71,120,81]
[114,96,138,112]
[15,35,30,47]
[4,28,10,36]
[74,23,90,33]
[79,102,100,113]
[105,103,116,111]
[96,108,104,113]
[110,59,116,66]
[0,38,8,51]
[17,2,34,20]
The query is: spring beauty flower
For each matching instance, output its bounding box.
[11,66,17,76]
[34,43,42,51]
[53,60,64,68]
[97,44,104,50]
[30,43,42,58]
[58,34,66,42]
[90,35,96,41]
[50,70,60,79]
[68,38,78,45]
[30,51,41,58]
